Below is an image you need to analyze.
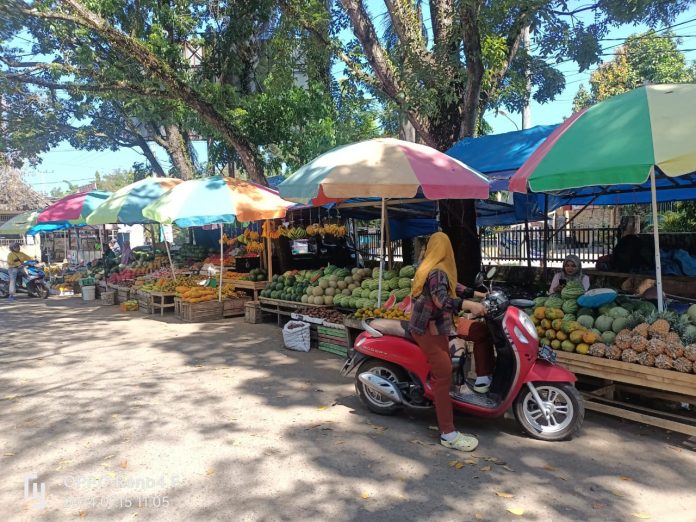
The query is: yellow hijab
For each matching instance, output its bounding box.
[411,232,458,298]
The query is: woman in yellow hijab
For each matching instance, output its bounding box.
[408,232,491,452]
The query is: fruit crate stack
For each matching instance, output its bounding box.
[317,323,349,358]
[179,300,223,322]
[223,297,250,318]
[100,290,116,306]
[136,290,153,314]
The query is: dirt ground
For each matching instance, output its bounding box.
[1,296,695,521]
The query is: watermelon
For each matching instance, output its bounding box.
[399,265,416,278]
[612,317,628,333]
[608,307,630,319]
[397,295,413,313]
[561,281,585,300]
[594,315,614,332]
[545,296,563,309]
[562,300,579,314]
[383,270,397,280]
[384,294,397,309]
[398,277,412,289]
[533,296,548,307]
[577,315,594,329]
[601,331,616,345]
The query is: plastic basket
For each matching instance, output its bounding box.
[79,277,96,287]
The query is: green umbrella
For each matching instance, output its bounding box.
[0,211,40,235]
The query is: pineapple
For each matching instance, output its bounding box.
[647,338,667,356]
[605,345,622,360]
[637,352,655,367]
[621,348,639,364]
[632,322,650,339]
[684,344,696,362]
[654,354,673,370]
[673,357,693,373]
[665,339,684,359]
[648,318,671,338]
[589,343,607,358]
[614,330,633,350]
[631,335,648,353]
[625,312,646,331]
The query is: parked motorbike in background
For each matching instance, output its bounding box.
[0,260,50,299]
[341,268,584,441]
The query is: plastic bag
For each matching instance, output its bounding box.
[282,320,311,352]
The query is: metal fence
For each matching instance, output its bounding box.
[482,227,620,265]
[356,229,403,265]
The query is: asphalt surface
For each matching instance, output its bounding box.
[1,296,695,521]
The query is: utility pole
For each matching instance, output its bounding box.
[521,25,532,130]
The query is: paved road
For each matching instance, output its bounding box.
[1,296,695,521]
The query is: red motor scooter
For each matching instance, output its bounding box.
[341,271,584,441]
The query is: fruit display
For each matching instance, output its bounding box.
[353,306,411,320]
[532,288,696,373]
[224,271,249,280]
[119,299,139,312]
[262,221,281,239]
[173,244,212,266]
[245,240,265,254]
[179,284,247,303]
[202,254,235,266]
[242,268,267,282]
[296,307,346,324]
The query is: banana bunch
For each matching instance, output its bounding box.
[323,224,346,237]
[262,221,281,239]
[244,229,260,241]
[236,234,248,245]
[245,240,265,254]
[287,227,307,239]
[306,224,324,236]
[219,234,236,246]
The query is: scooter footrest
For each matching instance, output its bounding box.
[450,391,500,409]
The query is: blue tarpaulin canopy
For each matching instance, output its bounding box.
[446,124,696,208]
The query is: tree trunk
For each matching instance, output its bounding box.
[164,124,196,180]
[439,199,481,285]
[133,133,166,176]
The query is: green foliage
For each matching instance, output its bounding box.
[573,31,696,109]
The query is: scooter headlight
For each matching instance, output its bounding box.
[518,310,539,341]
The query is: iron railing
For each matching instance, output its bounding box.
[482,227,620,265]
[356,229,403,265]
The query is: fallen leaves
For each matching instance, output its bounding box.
[206,468,215,476]
[507,508,525,516]
[360,492,370,500]
[542,464,559,472]
[119,460,128,469]
[479,465,491,472]
[495,492,514,498]
[619,476,633,481]
[632,513,650,519]
[3,395,18,401]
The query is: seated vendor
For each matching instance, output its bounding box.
[549,254,590,294]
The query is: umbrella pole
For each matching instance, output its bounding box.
[649,168,664,312]
[377,198,386,308]
[219,225,224,302]
[164,236,177,282]
[265,220,272,282]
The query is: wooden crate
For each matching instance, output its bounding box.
[151,291,177,316]
[100,291,116,306]
[317,325,349,347]
[223,297,250,317]
[223,279,268,300]
[136,291,153,314]
[117,286,131,304]
[179,300,223,322]
[318,341,349,358]
[245,301,263,324]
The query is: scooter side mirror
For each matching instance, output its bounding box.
[486,267,497,280]
[473,271,485,288]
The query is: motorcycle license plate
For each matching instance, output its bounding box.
[537,345,557,364]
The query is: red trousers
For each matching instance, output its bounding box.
[412,332,456,434]
[412,321,495,434]
[457,319,495,377]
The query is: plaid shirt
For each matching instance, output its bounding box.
[408,270,474,335]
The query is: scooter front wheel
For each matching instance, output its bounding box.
[513,382,584,441]
[355,359,407,415]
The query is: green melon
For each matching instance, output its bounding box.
[608,307,630,319]
[612,317,628,333]
[577,315,594,329]
[601,331,616,345]
[594,315,614,332]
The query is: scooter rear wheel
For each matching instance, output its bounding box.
[355,359,407,415]
[513,382,584,441]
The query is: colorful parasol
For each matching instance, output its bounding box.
[142,176,294,227]
[0,210,72,235]
[37,190,111,224]
[86,177,183,225]
[509,84,696,311]
[509,84,696,193]
[278,137,489,204]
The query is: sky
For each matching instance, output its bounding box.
[21,3,696,193]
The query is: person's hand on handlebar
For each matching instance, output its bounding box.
[473,290,488,299]
[461,300,486,317]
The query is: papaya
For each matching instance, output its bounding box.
[582,331,598,345]
[555,331,567,341]
[576,343,590,355]
[551,319,563,331]
[541,319,552,330]
[534,307,546,320]
[545,329,556,340]
[569,329,586,344]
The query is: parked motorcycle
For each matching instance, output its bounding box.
[0,260,50,299]
[341,269,584,441]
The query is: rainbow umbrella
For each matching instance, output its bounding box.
[143,176,294,300]
[142,176,294,227]
[0,210,73,235]
[509,84,696,310]
[86,177,183,225]
[278,137,489,204]
[38,190,111,224]
[279,138,489,305]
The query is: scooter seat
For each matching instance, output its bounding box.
[369,319,413,340]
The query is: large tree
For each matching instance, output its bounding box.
[573,31,696,111]
[284,0,694,282]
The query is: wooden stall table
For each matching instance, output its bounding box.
[224,279,267,300]
[555,351,696,437]
[150,291,177,316]
[258,297,329,326]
